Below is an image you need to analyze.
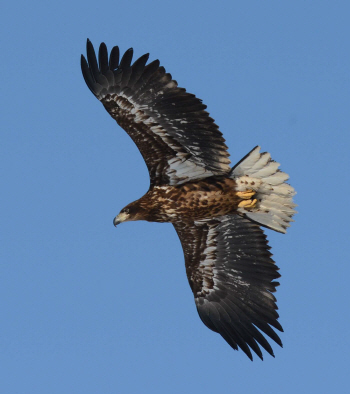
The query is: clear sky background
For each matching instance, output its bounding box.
[1,1,349,393]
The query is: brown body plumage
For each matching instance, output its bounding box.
[125,177,241,223]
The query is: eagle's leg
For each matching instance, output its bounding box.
[238,198,258,209]
[237,189,258,209]
[236,190,255,199]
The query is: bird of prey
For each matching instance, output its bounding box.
[81,39,296,360]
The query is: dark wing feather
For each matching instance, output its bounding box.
[173,215,283,360]
[81,39,231,186]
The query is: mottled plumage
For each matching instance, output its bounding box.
[81,40,296,360]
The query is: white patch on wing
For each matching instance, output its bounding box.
[193,217,251,298]
[193,219,218,296]
[219,218,250,288]
[106,93,218,185]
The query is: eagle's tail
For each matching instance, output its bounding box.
[230,146,297,233]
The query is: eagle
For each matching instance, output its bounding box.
[81,39,296,360]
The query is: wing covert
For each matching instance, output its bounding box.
[81,40,231,186]
[173,215,283,360]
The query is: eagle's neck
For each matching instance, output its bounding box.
[128,193,167,223]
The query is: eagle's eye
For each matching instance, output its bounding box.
[121,208,130,214]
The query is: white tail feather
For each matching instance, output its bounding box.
[231,146,296,233]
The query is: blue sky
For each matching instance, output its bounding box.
[1,1,350,393]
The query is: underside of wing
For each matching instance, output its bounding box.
[174,215,283,360]
[81,40,231,186]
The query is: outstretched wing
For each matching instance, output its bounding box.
[174,215,283,360]
[81,40,231,186]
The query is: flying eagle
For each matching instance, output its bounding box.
[81,39,296,360]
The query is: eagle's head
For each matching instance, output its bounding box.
[113,202,149,226]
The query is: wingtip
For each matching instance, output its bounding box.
[99,42,107,51]
[86,38,93,52]
[86,38,94,51]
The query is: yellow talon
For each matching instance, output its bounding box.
[238,198,258,209]
[236,190,255,199]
